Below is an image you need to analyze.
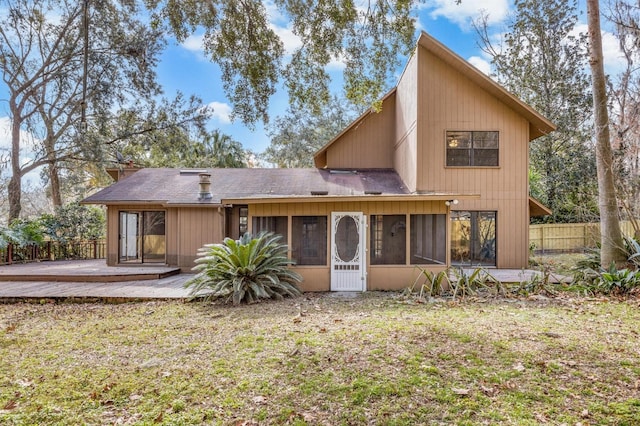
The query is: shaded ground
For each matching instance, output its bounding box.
[1,292,639,425]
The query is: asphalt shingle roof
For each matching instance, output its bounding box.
[82,168,410,205]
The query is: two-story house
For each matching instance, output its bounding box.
[82,32,554,292]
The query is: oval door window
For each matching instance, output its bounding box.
[336,216,359,262]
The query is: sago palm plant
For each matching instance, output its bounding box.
[185,232,302,304]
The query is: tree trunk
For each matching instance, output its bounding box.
[587,0,626,267]
[48,164,63,208]
[8,117,22,222]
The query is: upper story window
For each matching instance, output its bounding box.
[446,131,499,167]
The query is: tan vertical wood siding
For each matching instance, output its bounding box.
[416,46,530,267]
[394,53,419,192]
[175,207,224,268]
[325,95,396,169]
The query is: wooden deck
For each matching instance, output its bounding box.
[0,259,181,282]
[0,274,192,300]
[0,260,191,301]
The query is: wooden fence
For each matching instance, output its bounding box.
[0,240,106,265]
[530,221,638,253]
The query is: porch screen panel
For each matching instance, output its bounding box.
[252,216,288,241]
[410,214,446,264]
[369,215,406,265]
[142,211,165,263]
[292,216,327,265]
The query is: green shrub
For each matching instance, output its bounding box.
[185,232,302,304]
[450,267,504,299]
[39,203,105,242]
[597,265,640,296]
[404,267,451,300]
[0,218,45,248]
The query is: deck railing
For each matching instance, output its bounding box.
[0,240,106,265]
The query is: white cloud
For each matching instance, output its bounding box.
[422,0,509,28]
[270,24,302,55]
[467,56,491,75]
[182,34,204,52]
[572,23,626,75]
[206,102,232,124]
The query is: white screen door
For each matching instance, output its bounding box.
[331,212,366,291]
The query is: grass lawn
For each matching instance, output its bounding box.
[1,293,639,425]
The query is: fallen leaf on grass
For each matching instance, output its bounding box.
[534,412,548,423]
[252,396,266,404]
[513,362,526,372]
[451,388,470,396]
[480,385,498,396]
[2,398,18,410]
[16,378,34,388]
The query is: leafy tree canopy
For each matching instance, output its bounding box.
[144,0,416,125]
[264,95,359,167]
[476,0,597,222]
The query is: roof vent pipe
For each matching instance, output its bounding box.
[198,173,213,200]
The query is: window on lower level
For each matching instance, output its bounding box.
[451,211,497,266]
[252,216,288,241]
[446,131,499,166]
[239,207,248,236]
[370,215,406,265]
[292,216,327,265]
[410,214,446,265]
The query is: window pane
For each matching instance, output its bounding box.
[292,216,327,265]
[446,131,471,148]
[446,149,471,166]
[472,131,499,148]
[410,214,446,264]
[239,207,248,235]
[473,149,498,166]
[252,216,288,241]
[370,215,406,265]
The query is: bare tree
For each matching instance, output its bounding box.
[0,0,163,220]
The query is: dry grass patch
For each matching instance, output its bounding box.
[1,293,639,425]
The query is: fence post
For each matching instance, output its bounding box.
[94,240,98,259]
[7,243,12,265]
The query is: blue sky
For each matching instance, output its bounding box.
[155,0,510,154]
[153,0,625,154]
[0,0,627,180]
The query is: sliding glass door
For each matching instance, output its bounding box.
[119,211,166,264]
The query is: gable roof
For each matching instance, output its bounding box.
[417,32,555,140]
[313,32,555,167]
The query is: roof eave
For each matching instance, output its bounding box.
[222,193,480,205]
